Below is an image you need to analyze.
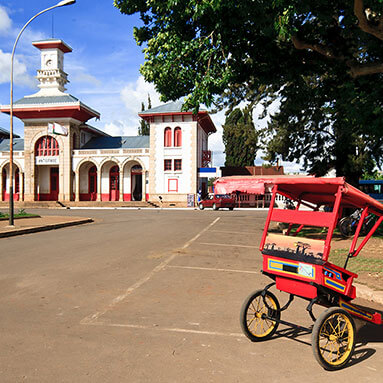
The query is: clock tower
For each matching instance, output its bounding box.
[32,39,72,95]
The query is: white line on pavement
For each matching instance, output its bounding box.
[85,321,245,338]
[80,217,221,324]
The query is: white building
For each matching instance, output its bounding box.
[0,39,216,206]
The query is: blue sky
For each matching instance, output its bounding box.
[0,0,300,172]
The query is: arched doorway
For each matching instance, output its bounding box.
[109,165,119,201]
[89,166,97,201]
[2,164,20,201]
[78,161,97,201]
[131,165,142,201]
[35,136,60,201]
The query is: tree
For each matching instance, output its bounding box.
[262,72,383,185]
[222,108,258,167]
[138,101,150,136]
[115,0,383,182]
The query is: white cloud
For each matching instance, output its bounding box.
[120,76,161,115]
[0,49,36,88]
[103,120,138,137]
[0,6,11,35]
[71,72,101,86]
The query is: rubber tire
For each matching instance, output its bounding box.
[212,203,218,211]
[240,289,280,342]
[312,307,355,371]
[338,217,354,238]
[198,203,204,210]
[229,207,234,211]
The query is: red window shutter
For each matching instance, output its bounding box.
[164,127,172,147]
[174,127,182,147]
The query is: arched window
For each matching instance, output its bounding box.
[164,127,172,147]
[174,127,182,147]
[35,136,59,156]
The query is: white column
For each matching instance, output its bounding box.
[97,166,101,201]
[142,171,146,201]
[20,172,24,201]
[75,170,80,201]
[119,169,123,201]
[0,168,3,201]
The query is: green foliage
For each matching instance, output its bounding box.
[222,108,258,167]
[115,0,383,181]
[138,101,150,136]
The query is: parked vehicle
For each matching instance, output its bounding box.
[198,194,235,210]
[240,177,383,370]
[338,208,376,238]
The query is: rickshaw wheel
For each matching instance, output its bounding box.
[312,307,355,370]
[240,289,280,342]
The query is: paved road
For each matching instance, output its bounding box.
[1,209,383,382]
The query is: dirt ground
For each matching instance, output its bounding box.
[331,236,383,290]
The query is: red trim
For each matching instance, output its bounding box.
[2,193,19,202]
[32,40,72,53]
[146,193,149,201]
[123,193,132,201]
[168,179,178,192]
[139,111,216,134]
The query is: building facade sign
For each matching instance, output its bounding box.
[36,156,59,165]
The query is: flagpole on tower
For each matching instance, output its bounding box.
[8,0,76,226]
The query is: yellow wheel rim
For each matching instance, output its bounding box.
[246,294,278,338]
[318,312,354,366]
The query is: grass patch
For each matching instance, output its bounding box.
[329,248,383,273]
[0,209,40,220]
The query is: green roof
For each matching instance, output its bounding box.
[14,94,80,105]
[140,100,206,115]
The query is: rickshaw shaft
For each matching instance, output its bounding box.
[261,314,312,333]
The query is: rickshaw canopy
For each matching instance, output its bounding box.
[273,177,383,217]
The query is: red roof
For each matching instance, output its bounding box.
[32,40,72,53]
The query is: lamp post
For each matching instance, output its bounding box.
[9,0,76,226]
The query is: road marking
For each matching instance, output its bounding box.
[167,265,259,274]
[81,217,221,324]
[85,321,245,338]
[197,242,259,249]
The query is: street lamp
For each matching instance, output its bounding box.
[8,0,76,226]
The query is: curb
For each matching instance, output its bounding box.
[355,282,383,305]
[0,218,93,238]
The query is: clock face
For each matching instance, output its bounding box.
[45,59,52,67]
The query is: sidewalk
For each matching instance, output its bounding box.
[0,215,93,238]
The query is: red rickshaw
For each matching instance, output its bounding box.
[240,177,383,370]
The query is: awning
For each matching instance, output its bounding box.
[214,177,267,195]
